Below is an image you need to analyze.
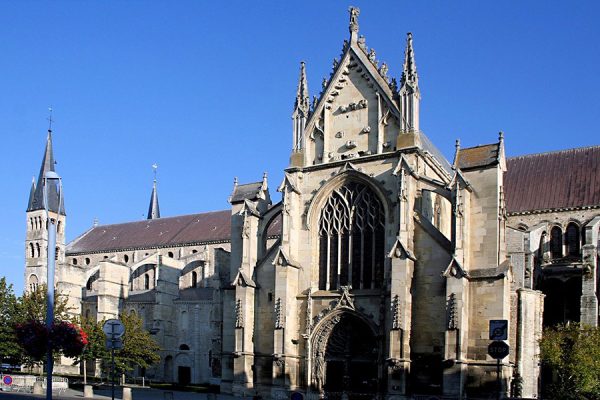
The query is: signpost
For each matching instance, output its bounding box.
[2,375,13,386]
[489,320,508,340]
[103,319,125,400]
[488,320,509,400]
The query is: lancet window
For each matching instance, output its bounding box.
[318,182,385,290]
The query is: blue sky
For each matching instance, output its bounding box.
[1,1,599,293]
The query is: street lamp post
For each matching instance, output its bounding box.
[44,170,62,400]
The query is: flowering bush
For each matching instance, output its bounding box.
[51,321,88,358]
[15,320,88,360]
[15,320,48,360]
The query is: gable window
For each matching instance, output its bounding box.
[318,182,385,290]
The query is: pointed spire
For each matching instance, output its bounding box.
[292,62,310,152]
[27,177,36,211]
[294,61,309,115]
[147,164,160,219]
[400,32,421,133]
[28,130,65,214]
[401,32,419,88]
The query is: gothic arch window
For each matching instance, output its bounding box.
[85,257,91,265]
[566,223,580,257]
[318,182,385,290]
[29,243,35,258]
[124,254,129,263]
[550,226,563,259]
[144,273,150,290]
[181,311,189,331]
[36,243,41,258]
[29,274,39,292]
[191,271,198,288]
[57,220,61,233]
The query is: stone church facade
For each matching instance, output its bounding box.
[23,8,599,399]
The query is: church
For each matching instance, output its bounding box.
[23,8,600,399]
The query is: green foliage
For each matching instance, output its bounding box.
[103,311,160,375]
[0,277,21,366]
[540,323,600,400]
[15,284,74,324]
[78,317,108,363]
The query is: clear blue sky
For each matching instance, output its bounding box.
[1,1,599,293]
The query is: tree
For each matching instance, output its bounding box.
[539,323,600,400]
[76,317,108,384]
[0,277,21,368]
[103,312,160,376]
[13,284,76,366]
[15,284,74,325]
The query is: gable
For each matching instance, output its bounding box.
[304,46,401,166]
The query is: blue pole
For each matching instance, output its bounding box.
[44,173,61,400]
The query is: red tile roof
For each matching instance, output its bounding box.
[67,209,282,255]
[504,146,600,214]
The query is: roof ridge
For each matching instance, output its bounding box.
[89,209,230,229]
[461,142,499,150]
[508,145,600,160]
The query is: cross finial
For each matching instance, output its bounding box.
[47,106,54,132]
[152,163,158,182]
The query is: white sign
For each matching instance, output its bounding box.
[103,319,125,339]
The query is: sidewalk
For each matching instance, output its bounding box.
[0,386,252,400]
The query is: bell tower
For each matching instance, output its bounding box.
[25,129,66,293]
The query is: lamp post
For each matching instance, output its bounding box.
[44,170,62,400]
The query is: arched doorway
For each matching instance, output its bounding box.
[313,312,379,399]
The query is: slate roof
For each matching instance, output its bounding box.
[229,182,264,203]
[28,131,65,215]
[66,210,282,255]
[456,143,501,170]
[504,146,600,214]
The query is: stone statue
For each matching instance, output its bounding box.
[349,7,360,32]
[314,351,324,389]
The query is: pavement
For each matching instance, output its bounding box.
[0,386,252,400]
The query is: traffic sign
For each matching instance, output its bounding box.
[489,320,508,340]
[105,338,124,350]
[3,375,13,385]
[103,319,125,339]
[488,340,509,360]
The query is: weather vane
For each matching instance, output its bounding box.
[47,106,54,131]
[152,163,158,182]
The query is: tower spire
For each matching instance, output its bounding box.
[147,164,160,219]
[292,61,310,152]
[28,130,65,214]
[400,32,421,133]
[294,61,310,114]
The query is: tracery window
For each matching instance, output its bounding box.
[318,182,385,290]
